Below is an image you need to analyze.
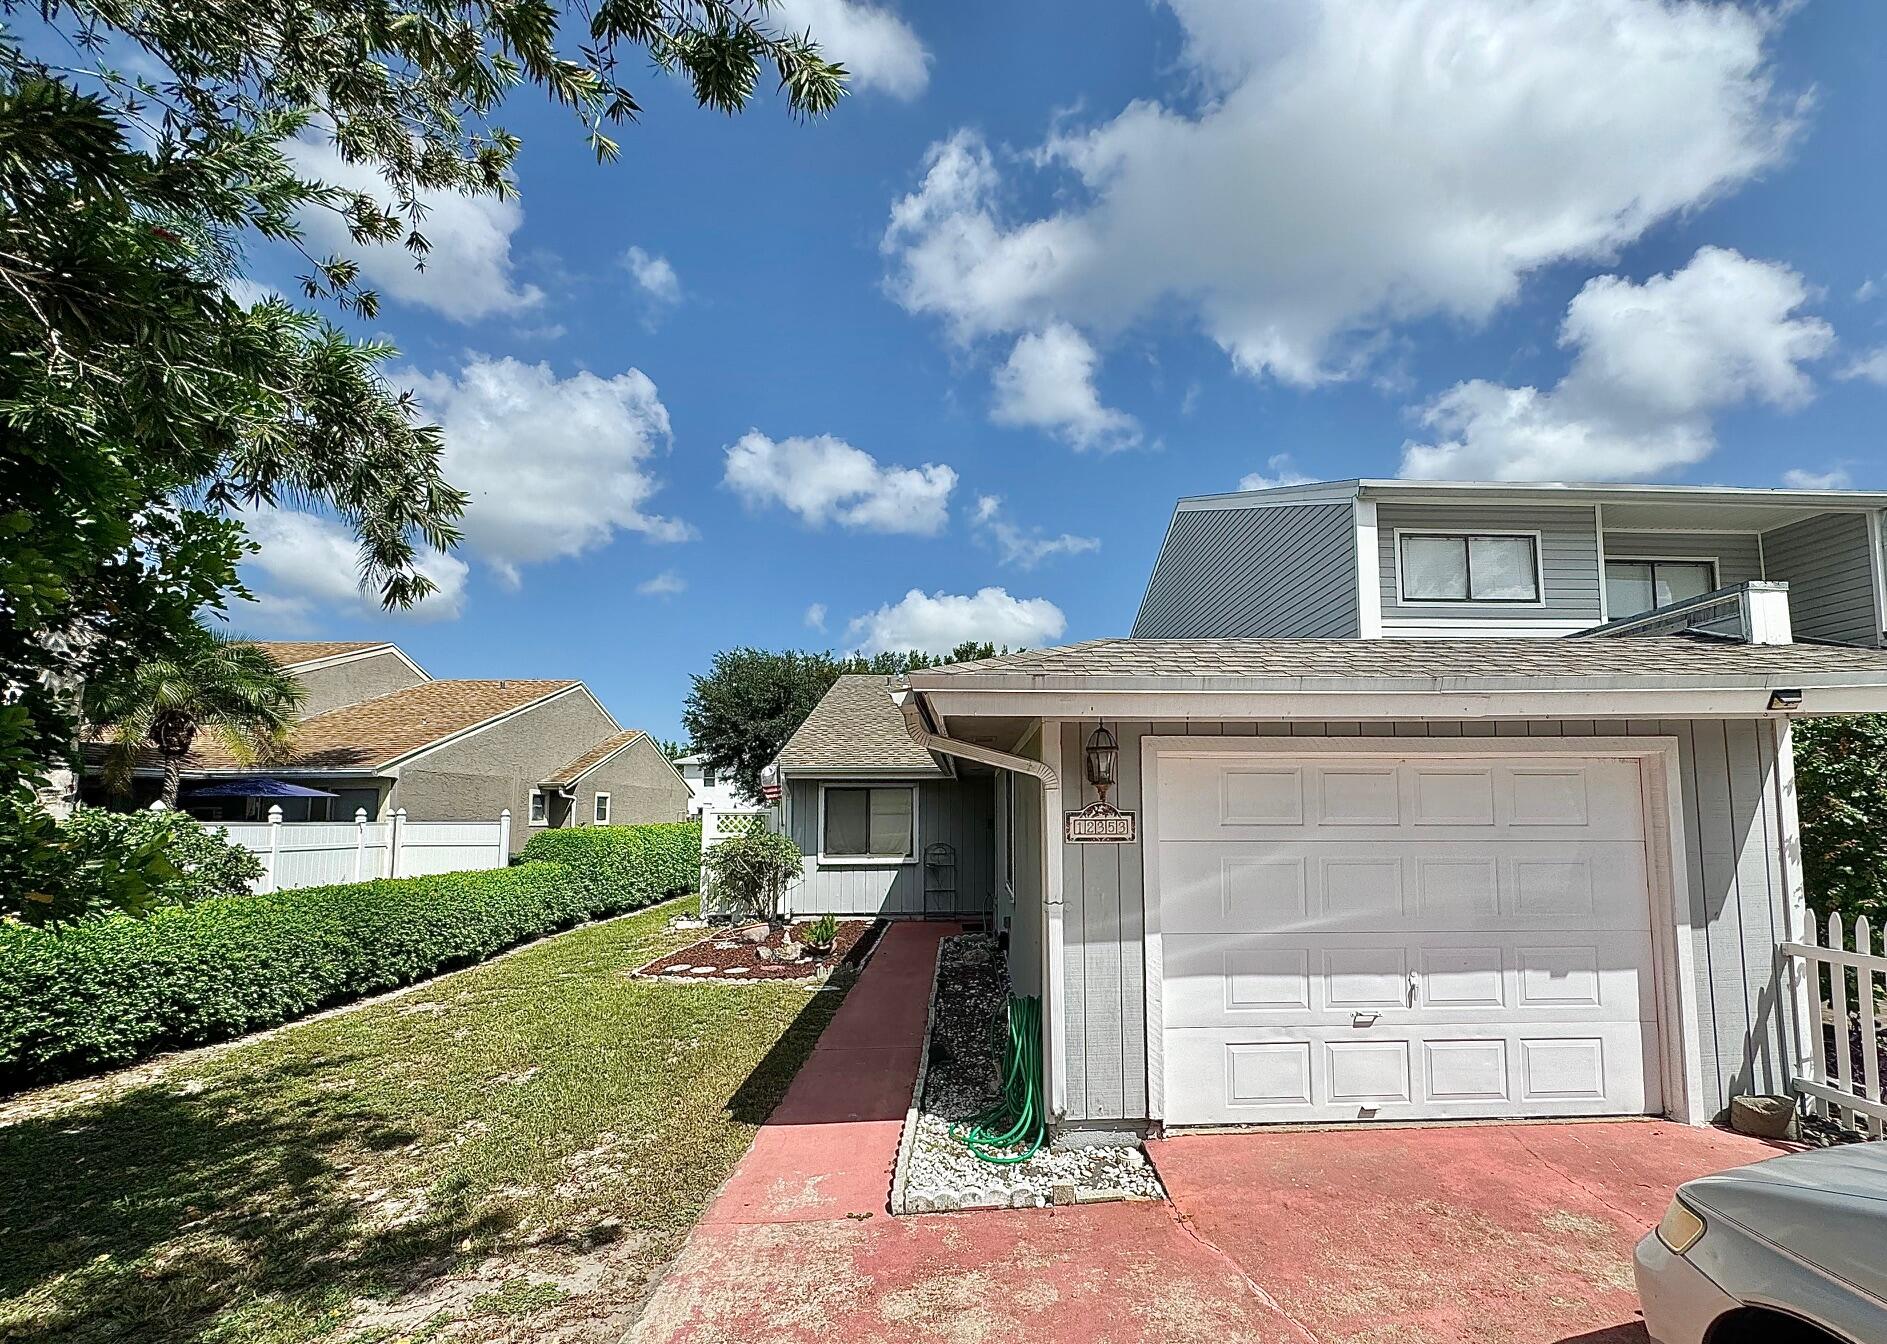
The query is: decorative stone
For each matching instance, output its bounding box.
[1076,1187,1130,1205]
[776,940,803,963]
[739,923,770,944]
[1051,1181,1077,1207]
[1120,1148,1146,1169]
[756,947,773,962]
[1730,1093,1799,1140]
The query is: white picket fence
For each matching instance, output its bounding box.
[1783,911,1887,1136]
[187,804,512,894]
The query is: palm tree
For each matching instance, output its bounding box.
[87,625,306,808]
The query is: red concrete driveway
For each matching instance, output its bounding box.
[630,922,1784,1343]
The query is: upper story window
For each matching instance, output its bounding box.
[528,789,547,825]
[593,792,611,824]
[1398,533,1541,603]
[1605,558,1718,619]
[703,767,717,788]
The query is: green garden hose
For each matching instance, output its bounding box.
[949,994,1046,1164]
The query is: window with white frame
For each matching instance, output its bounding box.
[593,792,611,824]
[703,766,717,788]
[1604,558,1718,619]
[1399,532,1542,603]
[821,785,915,860]
[529,789,547,825]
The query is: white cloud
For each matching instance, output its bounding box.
[1237,453,1316,492]
[406,356,688,587]
[845,587,1066,654]
[282,135,542,322]
[1782,467,1853,490]
[883,2,1796,385]
[1856,276,1882,303]
[1839,347,1887,385]
[972,495,1100,569]
[990,324,1140,451]
[622,246,681,307]
[1400,247,1833,481]
[637,570,686,596]
[224,277,282,307]
[238,507,469,623]
[722,431,956,535]
[773,0,930,99]
[804,602,829,632]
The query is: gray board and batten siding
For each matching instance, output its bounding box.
[1133,503,1359,638]
[1602,531,1765,589]
[1051,718,1799,1130]
[1377,503,1602,626]
[783,777,995,919]
[1761,513,1882,647]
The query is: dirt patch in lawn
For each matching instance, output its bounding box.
[635,919,882,982]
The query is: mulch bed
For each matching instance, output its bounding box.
[635,919,880,981]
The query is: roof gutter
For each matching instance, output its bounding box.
[893,688,1068,1125]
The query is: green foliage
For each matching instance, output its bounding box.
[799,913,838,949]
[682,643,1013,798]
[0,821,702,1085]
[1794,715,1887,922]
[85,624,306,807]
[702,828,802,921]
[0,795,180,926]
[4,806,265,925]
[517,821,701,909]
[1,0,846,870]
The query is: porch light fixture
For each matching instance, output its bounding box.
[1084,725,1120,804]
[1767,688,1804,712]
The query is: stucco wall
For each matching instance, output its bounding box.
[293,651,427,719]
[1051,717,1801,1129]
[567,735,690,828]
[393,687,617,852]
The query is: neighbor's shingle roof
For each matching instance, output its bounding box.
[252,641,391,667]
[542,730,645,788]
[775,674,942,775]
[900,637,1887,689]
[181,679,579,771]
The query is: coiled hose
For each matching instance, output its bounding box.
[949,994,1046,1164]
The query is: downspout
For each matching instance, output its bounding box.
[894,688,1068,1123]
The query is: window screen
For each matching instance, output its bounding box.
[823,786,914,858]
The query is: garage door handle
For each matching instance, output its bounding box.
[1351,1011,1380,1027]
[1407,970,1419,1008]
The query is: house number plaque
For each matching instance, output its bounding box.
[1064,801,1136,843]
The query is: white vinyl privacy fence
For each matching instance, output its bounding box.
[1785,911,1887,1136]
[698,805,776,918]
[190,805,512,893]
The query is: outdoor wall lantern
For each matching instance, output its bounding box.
[1084,725,1120,805]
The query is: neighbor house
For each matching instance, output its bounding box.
[771,479,1887,1141]
[674,752,758,817]
[84,641,691,851]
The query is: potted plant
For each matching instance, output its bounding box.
[800,914,838,957]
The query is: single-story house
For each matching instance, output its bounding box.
[770,479,1887,1139]
[84,641,690,850]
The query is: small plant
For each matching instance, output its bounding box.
[701,829,802,922]
[800,913,839,952]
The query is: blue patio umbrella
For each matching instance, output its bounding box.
[182,778,338,799]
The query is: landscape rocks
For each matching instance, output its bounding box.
[897,933,1165,1214]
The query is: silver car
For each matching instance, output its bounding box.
[1635,1142,1887,1344]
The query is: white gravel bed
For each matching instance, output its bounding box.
[898,933,1164,1213]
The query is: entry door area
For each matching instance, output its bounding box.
[1152,747,1663,1126]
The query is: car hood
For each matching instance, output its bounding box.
[1682,1144,1887,1303]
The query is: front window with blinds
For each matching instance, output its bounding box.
[822,785,916,860]
[1398,533,1542,602]
[1605,559,1718,618]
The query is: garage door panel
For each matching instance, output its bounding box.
[1157,843,1651,936]
[1163,1022,1656,1125]
[1163,932,1654,1028]
[1154,757,1646,842]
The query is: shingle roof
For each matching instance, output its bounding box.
[775,674,943,775]
[542,730,645,788]
[900,637,1887,689]
[252,641,391,667]
[180,679,579,771]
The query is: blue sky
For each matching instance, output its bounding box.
[223,1,1887,740]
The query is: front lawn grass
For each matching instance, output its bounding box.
[0,898,843,1344]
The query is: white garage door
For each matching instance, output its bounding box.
[1154,749,1663,1126]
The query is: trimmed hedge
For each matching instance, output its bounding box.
[518,821,701,908]
[0,820,703,1087]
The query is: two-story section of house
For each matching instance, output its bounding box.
[1133,480,1887,646]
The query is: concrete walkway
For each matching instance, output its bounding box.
[628,923,1781,1344]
